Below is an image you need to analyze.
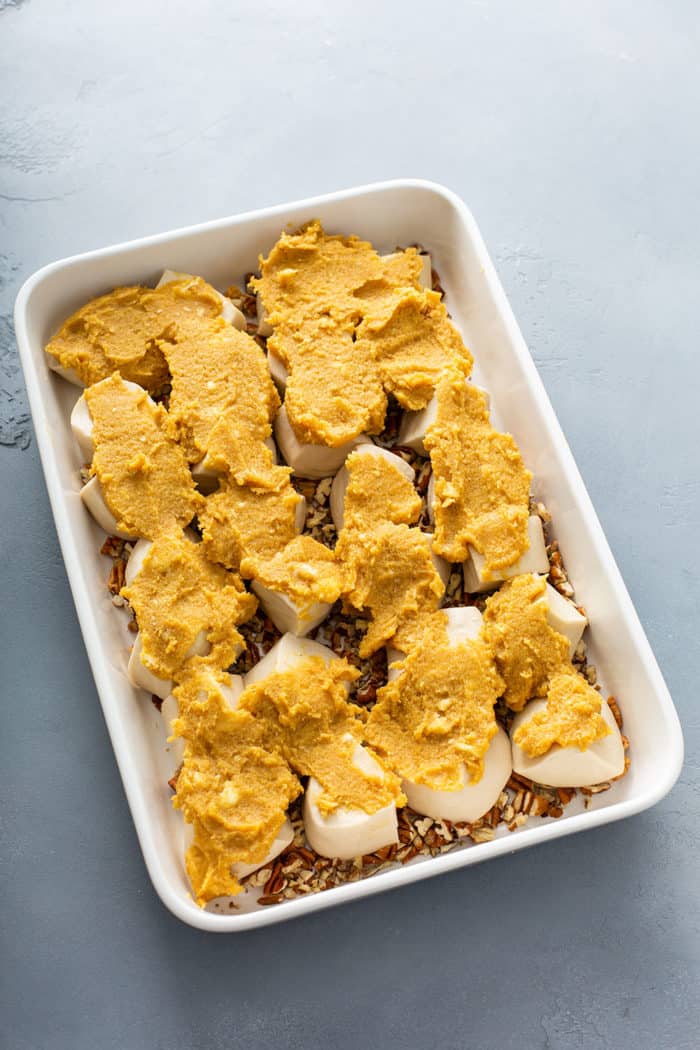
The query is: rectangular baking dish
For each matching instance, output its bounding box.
[14,179,683,932]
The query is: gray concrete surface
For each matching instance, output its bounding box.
[1,2,698,1047]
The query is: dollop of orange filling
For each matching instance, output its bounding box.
[482,574,570,712]
[356,288,473,411]
[161,323,279,464]
[254,221,472,445]
[513,672,611,756]
[121,531,256,680]
[199,474,302,574]
[253,220,421,324]
[337,522,445,657]
[333,446,442,656]
[85,375,201,538]
[202,414,276,487]
[196,409,303,575]
[341,449,422,532]
[366,613,503,788]
[45,277,229,391]
[242,535,343,609]
[174,655,404,904]
[425,368,532,570]
[239,656,403,817]
[172,662,301,906]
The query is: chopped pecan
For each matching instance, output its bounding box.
[107,558,126,595]
[607,696,623,729]
[100,536,125,559]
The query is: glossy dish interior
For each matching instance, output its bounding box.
[14,180,683,931]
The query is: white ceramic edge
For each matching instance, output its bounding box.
[14,178,684,933]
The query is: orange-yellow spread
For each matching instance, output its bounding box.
[121,531,256,680]
[513,672,611,756]
[202,414,277,488]
[482,574,570,712]
[253,221,422,323]
[161,323,279,464]
[199,475,302,574]
[242,535,343,609]
[174,655,405,903]
[425,368,532,570]
[366,613,503,788]
[239,656,403,817]
[337,522,445,657]
[172,662,301,906]
[253,222,406,446]
[254,221,472,445]
[356,288,473,410]
[85,375,202,539]
[45,277,228,391]
[171,329,302,575]
[268,315,388,447]
[341,449,421,532]
[334,445,441,656]
[482,574,612,759]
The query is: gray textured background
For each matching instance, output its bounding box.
[1,2,698,1048]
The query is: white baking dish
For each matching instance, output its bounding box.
[14,180,683,932]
